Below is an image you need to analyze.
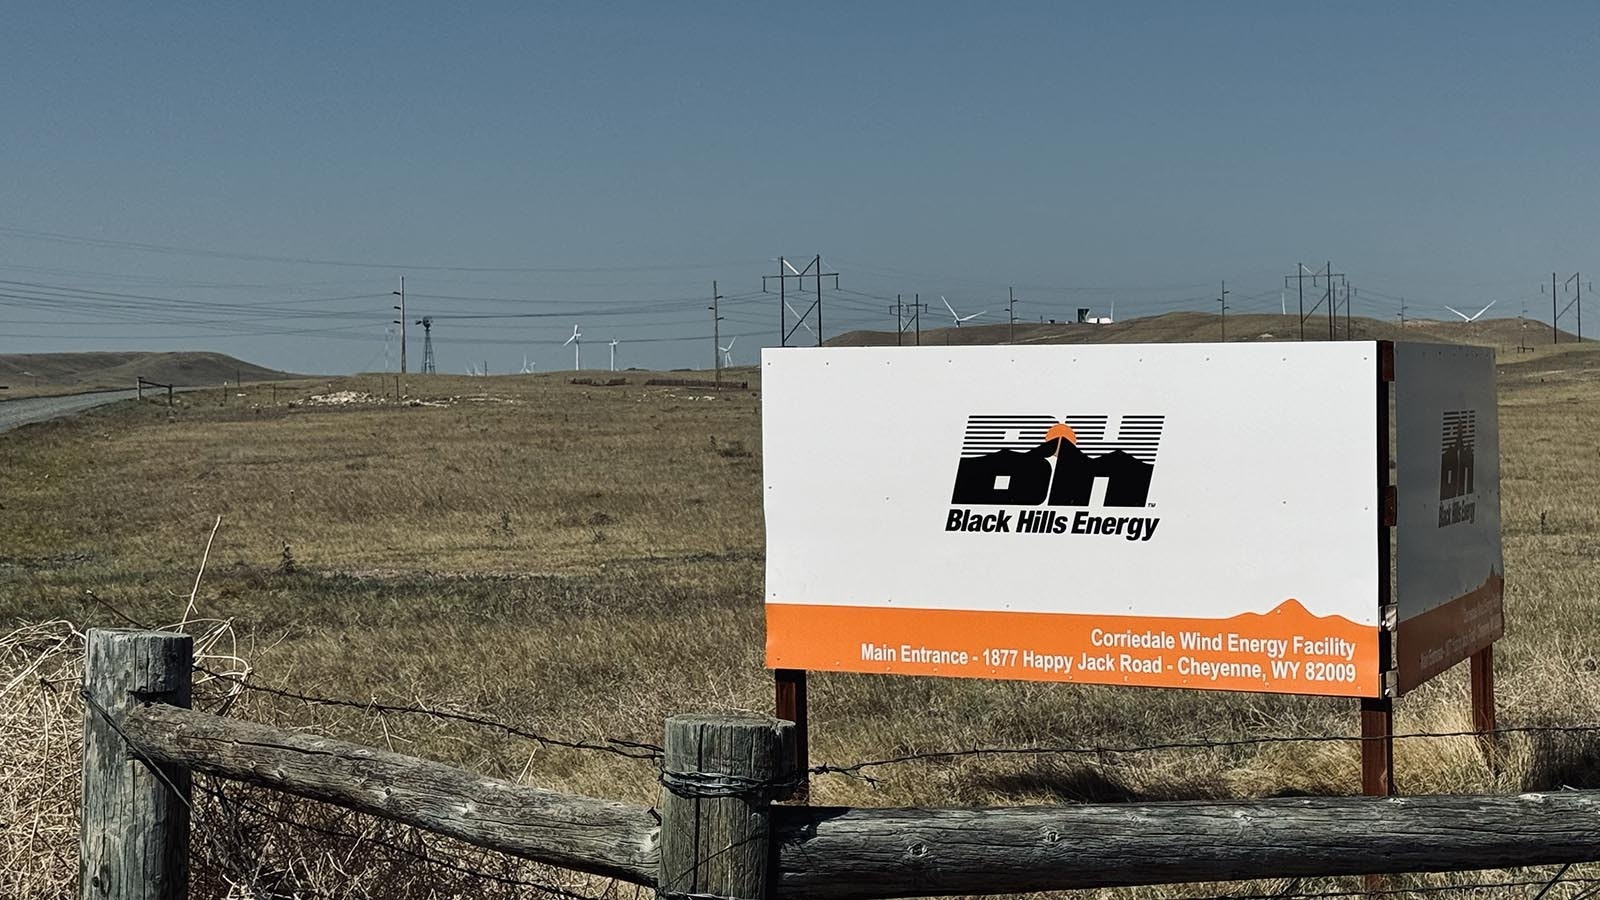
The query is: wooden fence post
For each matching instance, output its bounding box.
[1471,645,1497,762]
[658,714,795,900]
[80,629,193,900]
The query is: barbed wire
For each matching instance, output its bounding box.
[196,780,622,900]
[208,775,1599,900]
[1176,870,1600,900]
[811,720,1600,781]
[88,677,1600,900]
[191,662,663,761]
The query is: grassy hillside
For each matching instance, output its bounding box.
[3,355,1600,897]
[0,350,294,398]
[828,310,1576,350]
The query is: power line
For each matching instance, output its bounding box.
[0,223,761,273]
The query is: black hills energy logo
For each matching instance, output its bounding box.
[1438,410,1477,527]
[946,415,1164,541]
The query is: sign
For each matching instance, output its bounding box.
[1393,344,1503,692]
[763,343,1384,697]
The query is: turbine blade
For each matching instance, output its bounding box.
[942,296,958,317]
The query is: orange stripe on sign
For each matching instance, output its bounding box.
[1395,570,1504,694]
[767,601,1381,698]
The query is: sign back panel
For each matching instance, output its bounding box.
[764,343,1382,697]
[1393,343,1503,693]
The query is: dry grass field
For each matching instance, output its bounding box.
[5,343,1600,899]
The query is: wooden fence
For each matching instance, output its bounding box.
[134,377,174,406]
[643,377,748,390]
[80,628,1600,900]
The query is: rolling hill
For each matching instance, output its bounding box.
[826,311,1575,350]
[0,351,294,395]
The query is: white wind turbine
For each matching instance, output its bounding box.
[1445,301,1496,322]
[563,324,582,370]
[519,355,535,375]
[784,300,815,338]
[719,335,737,367]
[608,338,619,371]
[942,296,986,327]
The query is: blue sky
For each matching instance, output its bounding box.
[3,3,1597,373]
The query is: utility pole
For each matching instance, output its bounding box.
[1218,281,1230,342]
[1285,263,1308,341]
[1325,261,1337,340]
[815,255,824,345]
[1346,285,1354,339]
[914,293,925,345]
[778,257,791,347]
[891,294,904,346]
[391,276,407,374]
[1008,286,1017,344]
[710,280,724,382]
[1398,297,1406,329]
[1564,272,1585,343]
[1553,272,1560,345]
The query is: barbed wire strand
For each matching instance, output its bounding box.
[191,662,663,760]
[1534,863,1575,900]
[199,781,618,900]
[1182,871,1600,900]
[811,720,1600,780]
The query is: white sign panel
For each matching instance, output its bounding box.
[764,343,1383,697]
[1393,343,1503,692]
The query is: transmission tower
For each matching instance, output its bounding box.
[889,293,928,345]
[764,254,839,347]
[415,316,436,374]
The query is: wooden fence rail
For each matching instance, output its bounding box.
[121,703,659,884]
[134,377,174,406]
[79,628,1600,900]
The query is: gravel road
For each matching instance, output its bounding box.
[0,389,142,435]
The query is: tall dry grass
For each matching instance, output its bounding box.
[4,356,1600,898]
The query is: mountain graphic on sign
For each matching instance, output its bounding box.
[1230,598,1362,628]
[951,422,1156,508]
[1049,440,1154,508]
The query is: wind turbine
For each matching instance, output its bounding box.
[519,355,535,375]
[719,335,737,368]
[1445,301,1496,322]
[784,301,815,338]
[564,324,582,370]
[942,296,986,327]
[608,338,619,372]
